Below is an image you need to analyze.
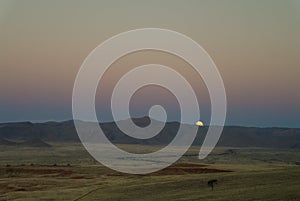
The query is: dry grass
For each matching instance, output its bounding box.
[0,144,299,200]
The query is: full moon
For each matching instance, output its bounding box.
[196,121,204,127]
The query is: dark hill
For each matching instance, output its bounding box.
[291,143,300,149]
[0,119,299,149]
[18,138,52,147]
[0,137,17,146]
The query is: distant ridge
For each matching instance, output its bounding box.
[0,118,300,149]
[0,137,17,146]
[19,138,52,147]
[0,137,51,147]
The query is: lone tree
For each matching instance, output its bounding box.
[207,179,218,191]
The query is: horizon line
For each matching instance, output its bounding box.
[0,117,299,129]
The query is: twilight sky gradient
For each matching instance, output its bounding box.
[0,0,299,127]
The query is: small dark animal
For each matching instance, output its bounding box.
[207,179,218,191]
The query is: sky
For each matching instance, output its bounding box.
[0,0,299,127]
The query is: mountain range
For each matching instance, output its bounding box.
[0,117,299,149]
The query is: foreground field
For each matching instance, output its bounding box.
[0,144,299,201]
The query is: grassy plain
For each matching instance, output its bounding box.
[0,144,299,201]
